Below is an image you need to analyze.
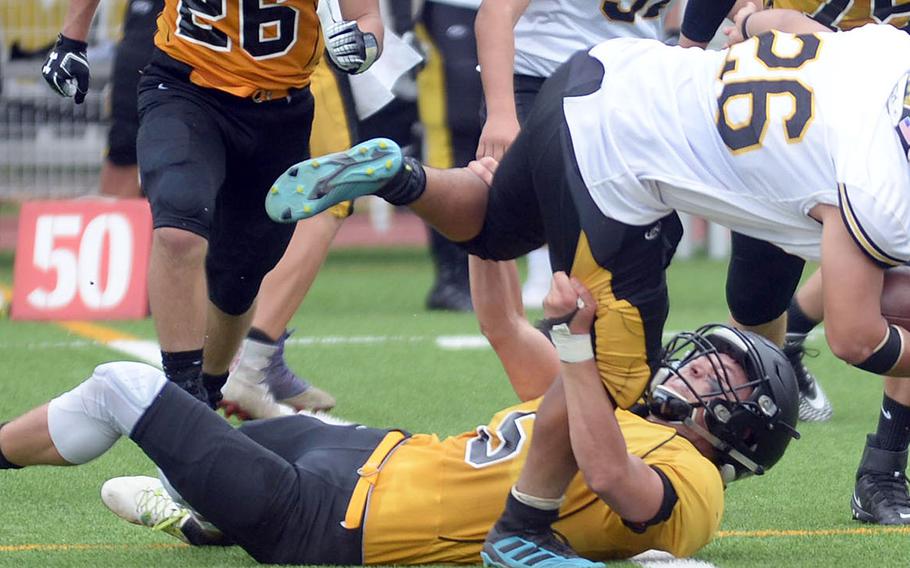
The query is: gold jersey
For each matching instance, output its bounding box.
[154,0,323,96]
[360,400,724,565]
[770,0,910,30]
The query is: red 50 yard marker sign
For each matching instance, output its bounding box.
[12,199,152,320]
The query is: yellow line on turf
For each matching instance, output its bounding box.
[717,526,910,538]
[57,321,138,343]
[0,543,185,552]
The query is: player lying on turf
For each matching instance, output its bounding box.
[0,273,799,565]
[265,23,910,566]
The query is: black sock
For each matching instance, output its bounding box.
[0,423,22,470]
[495,493,559,533]
[376,156,426,206]
[247,327,278,344]
[787,298,820,337]
[201,372,229,408]
[161,349,203,386]
[873,394,910,452]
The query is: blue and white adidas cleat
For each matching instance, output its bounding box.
[481,527,606,568]
[266,137,403,222]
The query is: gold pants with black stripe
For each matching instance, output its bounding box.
[456,52,682,407]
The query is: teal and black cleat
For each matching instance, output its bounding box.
[266,137,403,223]
[481,529,606,568]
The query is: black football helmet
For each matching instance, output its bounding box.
[647,324,800,483]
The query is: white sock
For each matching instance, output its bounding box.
[235,338,279,381]
[511,485,564,511]
[47,362,167,464]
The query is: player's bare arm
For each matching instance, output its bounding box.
[338,0,384,47]
[725,5,830,45]
[60,0,101,41]
[475,0,530,160]
[545,273,666,523]
[469,257,560,401]
[814,204,910,376]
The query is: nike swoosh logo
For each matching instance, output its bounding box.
[853,491,861,508]
[883,406,893,420]
[157,83,169,90]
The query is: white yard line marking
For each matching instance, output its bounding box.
[0,340,95,349]
[632,550,718,568]
[6,327,828,356]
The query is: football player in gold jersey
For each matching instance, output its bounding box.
[0,265,800,565]
[40,0,382,414]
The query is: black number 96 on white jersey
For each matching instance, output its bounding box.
[177,0,299,59]
[716,33,822,154]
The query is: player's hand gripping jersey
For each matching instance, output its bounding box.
[154,0,323,96]
[358,400,723,564]
[563,25,910,265]
[771,0,910,30]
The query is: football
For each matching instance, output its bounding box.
[882,266,910,329]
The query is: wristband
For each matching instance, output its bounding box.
[550,323,594,363]
[740,12,754,41]
[57,34,88,52]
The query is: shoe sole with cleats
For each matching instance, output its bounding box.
[266,137,402,222]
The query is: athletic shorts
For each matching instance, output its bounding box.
[136,50,314,313]
[131,383,403,564]
[726,232,805,326]
[462,51,682,408]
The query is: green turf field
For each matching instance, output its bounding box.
[1,248,908,567]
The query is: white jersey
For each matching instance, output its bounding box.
[563,25,910,265]
[513,0,669,78]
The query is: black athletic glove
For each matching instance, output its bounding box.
[41,34,90,104]
[325,20,380,75]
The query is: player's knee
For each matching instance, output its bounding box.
[825,327,884,366]
[46,363,164,465]
[92,362,166,393]
[145,170,217,232]
[206,266,260,316]
[153,227,207,262]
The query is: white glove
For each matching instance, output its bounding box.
[325,20,380,74]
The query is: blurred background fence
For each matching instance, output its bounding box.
[0,0,126,198]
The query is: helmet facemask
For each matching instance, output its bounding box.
[647,324,800,484]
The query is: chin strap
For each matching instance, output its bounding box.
[682,416,764,476]
[649,386,765,477]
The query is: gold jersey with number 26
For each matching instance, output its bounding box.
[154,0,323,96]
